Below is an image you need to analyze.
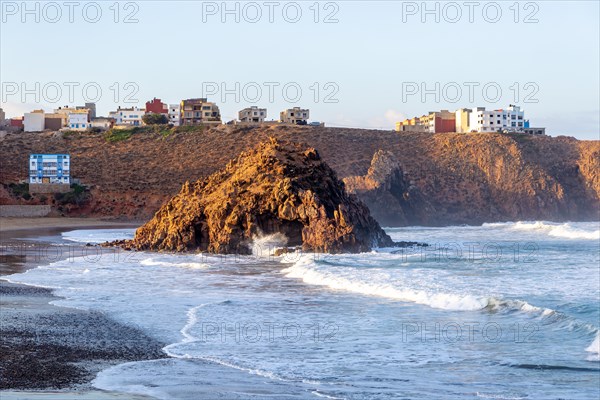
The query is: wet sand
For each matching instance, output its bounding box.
[0,218,162,397]
[0,217,140,233]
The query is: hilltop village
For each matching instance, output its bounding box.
[0,98,545,135]
[0,98,317,132]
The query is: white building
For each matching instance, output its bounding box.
[67,110,90,131]
[24,111,45,132]
[168,104,181,126]
[239,106,267,123]
[110,107,145,126]
[90,117,114,130]
[29,154,70,184]
[469,105,525,133]
[280,107,309,124]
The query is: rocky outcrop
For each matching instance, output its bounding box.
[117,138,394,253]
[344,150,434,226]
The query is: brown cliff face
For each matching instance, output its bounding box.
[120,138,393,253]
[344,151,435,226]
[1,126,598,225]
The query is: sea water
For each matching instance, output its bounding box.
[5,222,599,399]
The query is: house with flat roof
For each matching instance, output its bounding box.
[180,98,221,126]
[29,154,72,194]
[280,107,309,124]
[239,106,267,123]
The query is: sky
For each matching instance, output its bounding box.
[1,0,599,139]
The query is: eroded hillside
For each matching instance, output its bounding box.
[1,126,598,225]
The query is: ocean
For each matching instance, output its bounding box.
[5,221,600,399]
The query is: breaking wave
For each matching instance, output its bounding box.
[483,221,599,240]
[281,255,557,314]
[586,334,600,361]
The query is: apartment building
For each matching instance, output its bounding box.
[146,98,168,115]
[469,105,525,133]
[168,104,181,126]
[109,106,145,126]
[180,98,221,126]
[29,154,70,185]
[239,106,267,123]
[455,108,472,133]
[280,107,309,124]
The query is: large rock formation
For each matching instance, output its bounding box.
[118,138,394,253]
[344,150,435,226]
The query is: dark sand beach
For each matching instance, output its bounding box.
[0,218,164,398]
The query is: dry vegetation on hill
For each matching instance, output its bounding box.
[1,125,598,225]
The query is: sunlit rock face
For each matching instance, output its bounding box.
[115,138,393,254]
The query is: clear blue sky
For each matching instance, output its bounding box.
[1,0,599,139]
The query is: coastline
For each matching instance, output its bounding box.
[0,217,142,234]
[0,217,162,398]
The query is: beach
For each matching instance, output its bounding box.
[0,217,161,398]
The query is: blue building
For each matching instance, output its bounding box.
[29,154,70,185]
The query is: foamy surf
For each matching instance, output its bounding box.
[281,255,490,311]
[62,228,136,243]
[586,334,600,361]
[281,255,572,318]
[484,221,600,240]
[6,225,599,399]
[140,258,209,270]
[249,231,289,257]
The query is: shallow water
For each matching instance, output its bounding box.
[6,221,600,399]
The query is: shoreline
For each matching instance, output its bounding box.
[0,218,163,397]
[0,216,142,235]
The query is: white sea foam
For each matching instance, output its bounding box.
[249,231,289,257]
[7,226,599,398]
[586,334,600,361]
[476,393,525,400]
[140,258,209,270]
[281,254,569,317]
[282,255,490,311]
[483,221,600,240]
[163,304,207,357]
[62,228,136,243]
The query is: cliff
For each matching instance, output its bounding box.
[115,138,393,253]
[1,126,598,225]
[344,150,435,226]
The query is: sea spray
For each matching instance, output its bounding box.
[249,231,289,257]
[586,334,600,361]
